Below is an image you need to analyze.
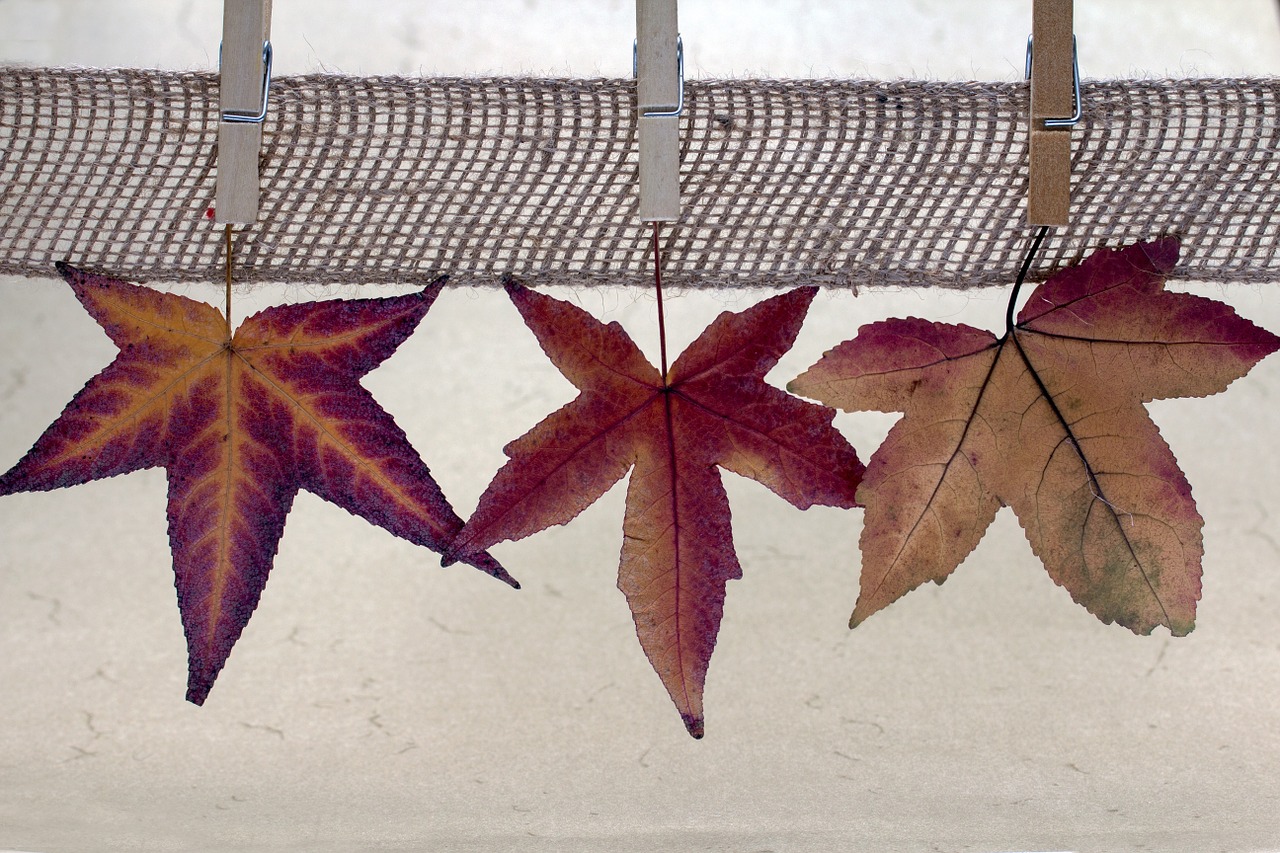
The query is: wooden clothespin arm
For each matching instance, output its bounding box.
[1027,0,1078,226]
[215,0,273,226]
[635,0,682,222]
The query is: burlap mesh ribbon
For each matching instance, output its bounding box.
[1,67,1277,288]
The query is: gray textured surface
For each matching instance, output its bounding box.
[2,3,1280,852]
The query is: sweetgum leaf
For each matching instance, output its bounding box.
[449,283,863,737]
[790,239,1280,634]
[0,264,513,704]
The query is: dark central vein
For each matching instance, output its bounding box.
[1009,328,1170,624]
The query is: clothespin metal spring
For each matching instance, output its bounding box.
[1025,35,1081,129]
[219,40,273,125]
[633,35,685,118]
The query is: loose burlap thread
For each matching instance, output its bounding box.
[1,67,1278,288]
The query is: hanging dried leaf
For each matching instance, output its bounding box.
[448,283,863,737]
[0,264,514,703]
[790,239,1279,634]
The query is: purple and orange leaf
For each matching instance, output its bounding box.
[0,264,513,705]
[790,239,1280,634]
[450,284,863,737]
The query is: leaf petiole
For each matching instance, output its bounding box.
[224,224,234,340]
[1005,225,1050,335]
[651,221,670,384]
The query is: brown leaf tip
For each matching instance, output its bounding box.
[186,681,211,706]
[682,714,705,739]
[1144,235,1180,272]
[55,260,114,289]
[440,550,521,589]
[54,260,86,282]
[1116,235,1179,279]
[501,274,526,296]
[492,568,521,590]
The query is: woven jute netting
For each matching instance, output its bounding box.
[1,67,1278,288]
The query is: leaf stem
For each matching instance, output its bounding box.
[1006,226,1050,334]
[224,224,234,339]
[651,220,670,384]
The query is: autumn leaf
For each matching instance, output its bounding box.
[447,283,863,737]
[790,238,1279,635]
[0,263,514,704]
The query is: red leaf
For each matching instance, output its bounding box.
[790,239,1280,634]
[0,264,514,704]
[450,283,863,736]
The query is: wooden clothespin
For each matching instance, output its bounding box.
[635,0,682,222]
[215,0,273,225]
[1027,0,1079,226]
